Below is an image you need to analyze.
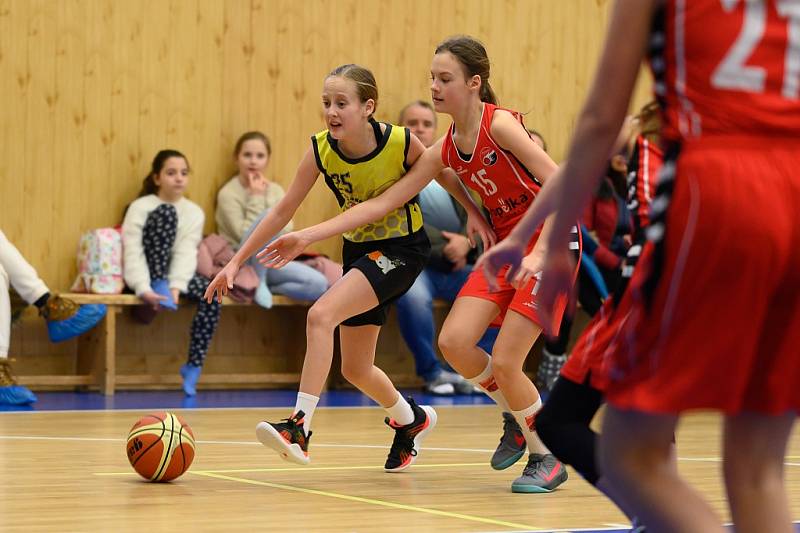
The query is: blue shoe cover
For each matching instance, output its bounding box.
[152,279,178,310]
[0,385,37,405]
[47,304,107,343]
[180,363,202,396]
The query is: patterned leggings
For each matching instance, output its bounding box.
[142,204,221,367]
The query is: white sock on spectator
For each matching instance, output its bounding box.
[385,392,415,426]
[294,392,319,436]
[466,358,511,412]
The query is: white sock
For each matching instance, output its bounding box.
[294,392,319,436]
[511,398,549,455]
[385,393,414,426]
[466,358,511,412]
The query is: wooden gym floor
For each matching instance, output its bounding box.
[1,405,799,532]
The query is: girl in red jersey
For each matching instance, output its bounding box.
[477,1,800,531]
[483,104,665,530]
[263,36,573,493]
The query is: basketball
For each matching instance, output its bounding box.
[126,412,196,482]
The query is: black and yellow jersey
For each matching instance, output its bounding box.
[311,120,424,243]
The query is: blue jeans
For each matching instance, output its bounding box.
[394,266,498,382]
[267,260,327,301]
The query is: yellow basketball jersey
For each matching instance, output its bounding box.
[311,121,424,242]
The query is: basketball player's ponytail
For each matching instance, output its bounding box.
[435,35,498,105]
[479,81,498,105]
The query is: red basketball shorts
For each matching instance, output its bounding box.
[458,239,577,334]
[605,139,800,415]
[561,290,635,393]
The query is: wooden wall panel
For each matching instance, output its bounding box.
[0,0,27,246]
[54,0,88,269]
[3,0,654,379]
[1,0,653,290]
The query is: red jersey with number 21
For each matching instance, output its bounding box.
[441,103,542,240]
[654,0,800,142]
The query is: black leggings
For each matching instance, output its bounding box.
[142,204,221,367]
[536,374,603,485]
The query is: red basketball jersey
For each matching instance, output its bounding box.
[441,103,542,239]
[626,135,663,240]
[652,0,800,142]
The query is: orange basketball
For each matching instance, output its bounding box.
[126,412,195,482]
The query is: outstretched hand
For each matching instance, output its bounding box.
[257,231,311,269]
[475,236,525,292]
[203,261,240,303]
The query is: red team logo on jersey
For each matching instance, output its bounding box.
[480,146,498,166]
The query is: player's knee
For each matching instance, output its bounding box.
[601,433,659,483]
[437,324,468,358]
[488,355,519,385]
[340,359,369,386]
[306,301,336,333]
[723,452,782,493]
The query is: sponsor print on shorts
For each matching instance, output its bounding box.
[367,251,405,275]
[521,271,541,310]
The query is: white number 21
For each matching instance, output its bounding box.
[711,0,800,99]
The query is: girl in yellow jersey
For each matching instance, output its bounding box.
[205,64,493,472]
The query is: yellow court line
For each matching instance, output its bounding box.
[190,470,542,531]
[94,462,487,476]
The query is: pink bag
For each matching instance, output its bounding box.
[70,227,125,294]
[197,234,259,302]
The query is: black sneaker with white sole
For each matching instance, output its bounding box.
[255,411,312,465]
[384,398,437,472]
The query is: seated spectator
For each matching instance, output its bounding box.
[1,230,106,405]
[394,100,497,396]
[216,131,328,308]
[121,150,221,397]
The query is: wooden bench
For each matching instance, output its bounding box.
[20,293,451,396]
[27,293,313,396]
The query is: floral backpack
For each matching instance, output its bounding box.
[70,227,124,294]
